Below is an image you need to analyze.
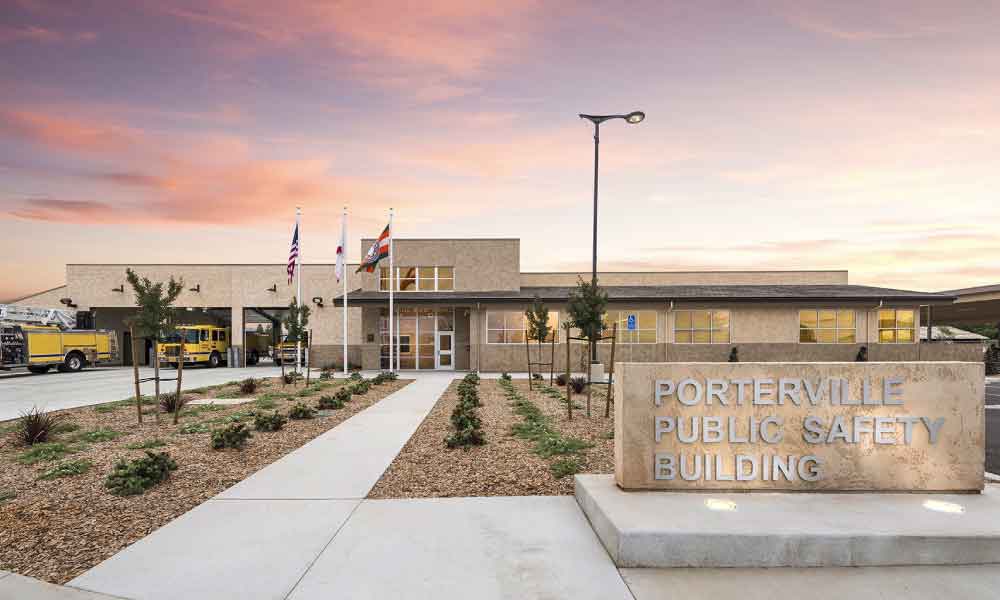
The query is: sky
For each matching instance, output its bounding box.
[1,0,998,302]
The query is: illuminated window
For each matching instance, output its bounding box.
[602,310,657,343]
[799,309,856,343]
[878,309,915,343]
[487,310,559,343]
[378,266,455,291]
[674,310,730,343]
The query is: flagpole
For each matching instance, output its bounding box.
[296,206,302,376]
[388,207,395,373]
[342,206,348,377]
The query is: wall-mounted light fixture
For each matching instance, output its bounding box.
[266,284,277,293]
[189,284,201,293]
[312,296,324,307]
[59,297,78,309]
[111,285,124,293]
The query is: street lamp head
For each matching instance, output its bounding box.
[625,110,645,124]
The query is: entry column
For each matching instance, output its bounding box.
[230,305,244,367]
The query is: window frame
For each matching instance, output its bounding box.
[673,309,731,344]
[877,308,917,344]
[378,266,455,292]
[486,309,560,344]
[600,310,658,344]
[798,308,857,344]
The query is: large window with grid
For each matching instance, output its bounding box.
[486,310,559,344]
[878,308,916,343]
[601,310,657,343]
[799,309,856,343]
[674,310,730,343]
[379,266,454,291]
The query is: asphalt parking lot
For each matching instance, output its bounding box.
[0,365,290,422]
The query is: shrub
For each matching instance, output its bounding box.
[75,428,123,443]
[531,373,543,381]
[349,372,363,382]
[371,373,385,385]
[569,376,587,394]
[177,422,210,435]
[159,392,186,414]
[105,451,177,496]
[319,370,333,381]
[15,408,62,445]
[446,376,485,449]
[500,372,512,381]
[550,458,582,479]
[463,372,480,385]
[17,442,79,465]
[282,372,302,385]
[239,378,259,395]
[38,459,93,480]
[555,373,568,387]
[350,380,371,395]
[318,395,345,410]
[534,433,591,458]
[255,397,277,410]
[126,439,166,450]
[288,402,317,420]
[334,387,352,404]
[380,371,398,381]
[211,423,252,450]
[987,344,1000,376]
[254,411,288,432]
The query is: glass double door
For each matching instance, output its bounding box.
[380,307,455,370]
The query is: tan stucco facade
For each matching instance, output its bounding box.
[19,238,974,371]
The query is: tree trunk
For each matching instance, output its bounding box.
[586,341,593,418]
[153,339,161,423]
[565,333,572,421]
[173,340,184,425]
[131,326,142,424]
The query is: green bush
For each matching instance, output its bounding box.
[349,381,370,395]
[531,373,543,381]
[126,438,167,450]
[288,402,317,420]
[379,371,398,381]
[349,371,363,382]
[17,442,79,465]
[445,377,485,449]
[371,373,386,385]
[319,370,333,381]
[74,428,123,443]
[534,433,591,458]
[254,411,288,432]
[177,422,210,435]
[569,376,587,394]
[500,372,512,381]
[159,392,188,413]
[38,459,93,480]
[550,458,582,479]
[317,395,344,410]
[239,377,259,395]
[211,423,252,449]
[105,451,177,496]
[334,387,352,404]
[463,372,480,385]
[282,372,302,385]
[15,408,62,445]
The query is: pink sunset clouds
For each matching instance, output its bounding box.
[1,0,997,302]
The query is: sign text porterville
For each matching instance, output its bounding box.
[613,363,984,492]
[652,375,941,483]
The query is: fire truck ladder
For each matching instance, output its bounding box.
[0,304,76,329]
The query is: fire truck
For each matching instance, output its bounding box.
[157,325,230,368]
[0,305,118,374]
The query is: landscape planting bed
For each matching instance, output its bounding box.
[369,379,614,498]
[0,374,410,584]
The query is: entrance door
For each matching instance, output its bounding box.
[435,331,454,370]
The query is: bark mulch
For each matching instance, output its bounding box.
[0,374,410,584]
[368,379,614,499]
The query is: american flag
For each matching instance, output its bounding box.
[287,224,299,284]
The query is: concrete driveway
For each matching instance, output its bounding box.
[0,365,289,421]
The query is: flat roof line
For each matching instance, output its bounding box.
[521,269,849,275]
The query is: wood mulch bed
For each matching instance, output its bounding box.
[0,374,410,584]
[368,379,614,499]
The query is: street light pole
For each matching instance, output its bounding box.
[579,111,645,363]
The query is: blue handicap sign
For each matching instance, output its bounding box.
[626,314,637,331]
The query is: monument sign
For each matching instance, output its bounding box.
[614,362,984,492]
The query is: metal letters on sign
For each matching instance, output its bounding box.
[627,314,636,331]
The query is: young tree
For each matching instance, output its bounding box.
[282,298,311,374]
[126,268,183,424]
[566,277,608,377]
[524,296,551,390]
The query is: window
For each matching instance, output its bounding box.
[602,310,657,343]
[200,330,209,342]
[212,330,220,341]
[878,309,915,343]
[799,309,856,343]
[379,266,455,291]
[674,310,730,343]
[487,310,559,343]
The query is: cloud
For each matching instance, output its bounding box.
[9,199,122,223]
[0,109,141,154]
[769,1,976,41]
[0,25,97,44]
[92,172,173,189]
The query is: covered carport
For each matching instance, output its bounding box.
[933,284,1000,330]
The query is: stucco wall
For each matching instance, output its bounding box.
[521,270,849,287]
[356,238,520,292]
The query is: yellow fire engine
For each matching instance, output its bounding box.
[157,325,230,368]
[1,305,118,374]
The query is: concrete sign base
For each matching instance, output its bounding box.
[575,474,1000,568]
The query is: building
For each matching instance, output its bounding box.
[10,238,980,372]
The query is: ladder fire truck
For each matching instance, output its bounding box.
[0,305,118,374]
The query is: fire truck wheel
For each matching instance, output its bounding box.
[209,352,221,368]
[63,352,85,372]
[27,365,51,374]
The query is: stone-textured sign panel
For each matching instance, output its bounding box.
[614,362,984,492]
